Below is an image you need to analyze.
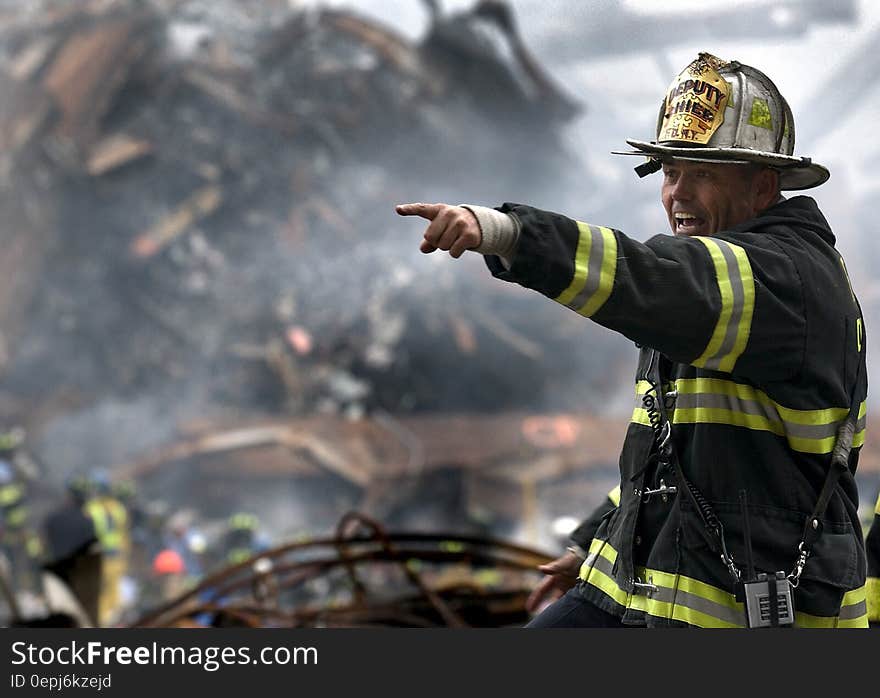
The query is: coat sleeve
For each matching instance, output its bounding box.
[485,203,807,380]
[569,485,620,550]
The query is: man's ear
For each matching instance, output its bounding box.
[754,167,781,212]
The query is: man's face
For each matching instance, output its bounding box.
[661,160,767,237]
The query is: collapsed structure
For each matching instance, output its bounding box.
[0,0,624,626]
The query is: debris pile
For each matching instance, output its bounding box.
[0,0,625,441]
[0,0,631,624]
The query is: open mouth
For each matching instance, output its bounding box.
[674,213,706,234]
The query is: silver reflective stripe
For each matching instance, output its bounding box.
[583,550,615,577]
[673,392,842,441]
[647,581,744,627]
[565,224,606,310]
[838,598,867,621]
[703,241,746,371]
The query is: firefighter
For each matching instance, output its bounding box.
[42,476,102,626]
[867,490,880,627]
[222,512,268,567]
[83,470,130,625]
[0,457,42,592]
[399,53,868,627]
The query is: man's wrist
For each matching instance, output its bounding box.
[460,204,520,259]
[565,545,588,561]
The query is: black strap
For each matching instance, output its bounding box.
[800,331,866,549]
[635,159,662,178]
[768,574,780,627]
[647,350,731,561]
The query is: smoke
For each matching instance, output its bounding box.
[6,0,880,551]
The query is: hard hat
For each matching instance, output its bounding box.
[152,548,185,576]
[66,472,92,499]
[614,52,828,190]
[112,479,136,500]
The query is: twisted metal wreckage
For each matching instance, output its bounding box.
[133,512,553,628]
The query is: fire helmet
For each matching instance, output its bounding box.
[152,548,185,576]
[614,52,828,190]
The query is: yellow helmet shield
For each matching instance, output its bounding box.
[660,52,731,145]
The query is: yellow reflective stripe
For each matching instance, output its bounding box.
[583,566,631,607]
[673,407,782,434]
[25,535,43,557]
[553,222,617,318]
[578,226,617,317]
[628,593,743,629]
[874,492,880,516]
[107,499,128,528]
[588,536,614,556]
[729,243,755,370]
[84,501,107,538]
[796,586,869,628]
[631,378,868,455]
[867,577,880,623]
[579,539,628,605]
[6,506,27,527]
[85,499,124,552]
[652,567,740,611]
[580,539,865,628]
[692,238,732,367]
[691,237,754,373]
[607,484,621,507]
[0,483,24,506]
[853,428,866,449]
[555,221,591,307]
[854,401,868,448]
[578,538,617,581]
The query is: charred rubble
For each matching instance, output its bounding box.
[0,0,633,625]
[0,0,625,426]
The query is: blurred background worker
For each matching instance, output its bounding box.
[41,475,102,626]
[0,452,42,594]
[221,512,269,567]
[82,470,130,625]
[151,547,188,604]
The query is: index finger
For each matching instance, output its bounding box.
[395,202,444,220]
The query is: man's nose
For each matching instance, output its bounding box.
[670,174,693,200]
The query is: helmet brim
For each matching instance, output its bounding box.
[614,139,829,190]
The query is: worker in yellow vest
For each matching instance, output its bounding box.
[0,456,42,592]
[82,470,130,626]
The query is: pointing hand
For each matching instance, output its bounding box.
[396,203,482,259]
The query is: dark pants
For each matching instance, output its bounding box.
[525,584,625,628]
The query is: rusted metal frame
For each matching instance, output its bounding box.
[334,511,467,627]
[137,545,545,628]
[132,529,551,626]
